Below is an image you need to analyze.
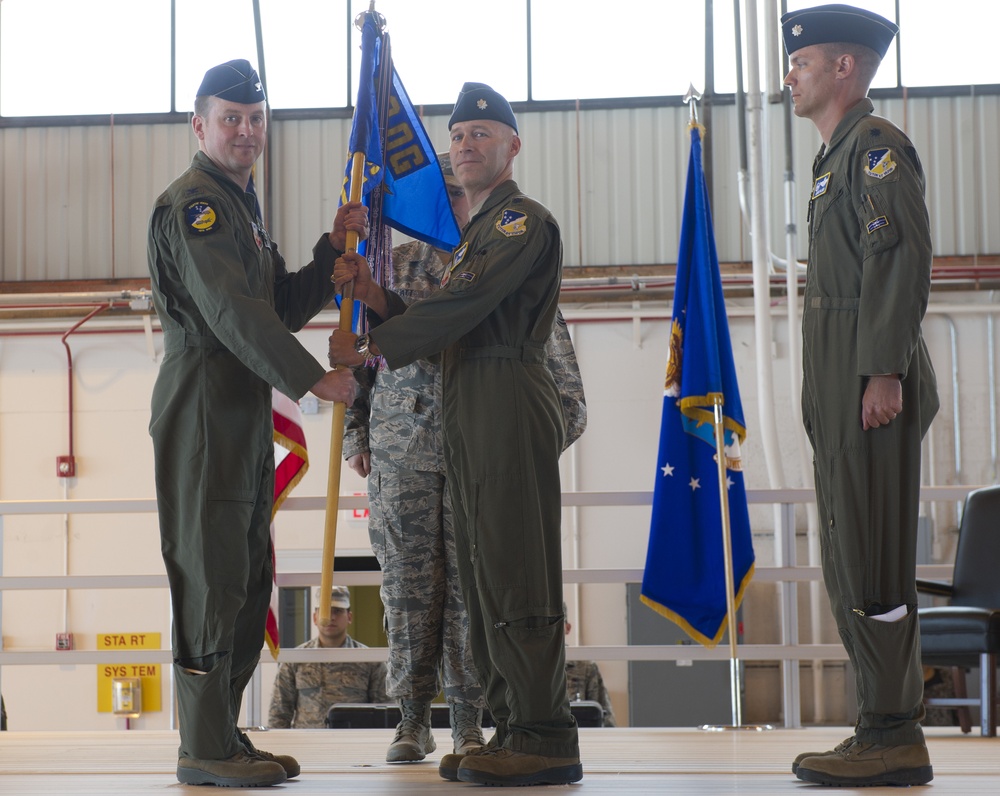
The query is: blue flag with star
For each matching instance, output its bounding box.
[342,11,460,253]
[640,125,755,648]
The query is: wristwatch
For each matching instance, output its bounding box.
[354,333,371,358]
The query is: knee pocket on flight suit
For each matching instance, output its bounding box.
[842,608,922,715]
[492,616,565,715]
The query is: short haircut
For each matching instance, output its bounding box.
[193,94,211,118]
[820,41,882,88]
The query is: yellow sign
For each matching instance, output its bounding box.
[96,632,162,713]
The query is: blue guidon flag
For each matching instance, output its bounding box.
[640,124,755,648]
[342,11,460,253]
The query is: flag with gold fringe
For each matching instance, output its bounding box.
[640,124,755,648]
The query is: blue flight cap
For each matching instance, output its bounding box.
[196,59,266,104]
[448,82,517,134]
[781,4,898,58]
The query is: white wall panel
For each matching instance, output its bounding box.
[2,94,998,283]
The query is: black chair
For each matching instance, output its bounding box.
[917,485,1000,736]
[325,700,606,729]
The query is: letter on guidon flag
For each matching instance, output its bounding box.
[640,124,755,649]
[266,388,310,658]
[342,9,460,253]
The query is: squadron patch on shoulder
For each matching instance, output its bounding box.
[865,148,896,179]
[867,215,890,234]
[496,208,528,237]
[812,172,831,199]
[185,200,218,233]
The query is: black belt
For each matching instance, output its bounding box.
[162,330,228,353]
[460,344,545,364]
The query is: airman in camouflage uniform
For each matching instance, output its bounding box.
[267,586,388,729]
[343,153,586,765]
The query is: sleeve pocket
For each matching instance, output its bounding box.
[858,188,899,259]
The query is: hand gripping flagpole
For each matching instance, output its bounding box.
[685,84,772,732]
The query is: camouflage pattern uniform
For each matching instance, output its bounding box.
[344,239,586,707]
[267,635,389,728]
[565,660,616,727]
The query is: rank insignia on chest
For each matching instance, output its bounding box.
[812,172,831,199]
[496,208,528,237]
[185,201,218,233]
[865,148,896,179]
[866,215,890,234]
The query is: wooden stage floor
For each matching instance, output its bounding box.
[0,726,997,794]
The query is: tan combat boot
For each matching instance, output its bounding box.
[177,750,287,787]
[386,700,436,763]
[438,701,487,781]
[238,729,300,779]
[791,734,854,774]
[457,747,583,786]
[795,738,933,786]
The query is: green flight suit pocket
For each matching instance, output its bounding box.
[858,188,899,259]
[842,607,923,716]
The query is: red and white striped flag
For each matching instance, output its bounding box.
[267,389,310,658]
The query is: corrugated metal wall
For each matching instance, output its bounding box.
[2,93,998,282]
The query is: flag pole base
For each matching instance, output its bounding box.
[697,724,776,732]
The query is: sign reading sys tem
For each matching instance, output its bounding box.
[96,632,162,713]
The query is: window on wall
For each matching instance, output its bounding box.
[1,0,998,118]
[0,0,172,116]
[351,0,528,106]
[529,0,706,100]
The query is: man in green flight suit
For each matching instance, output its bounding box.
[147,59,366,788]
[782,6,939,787]
[329,82,582,788]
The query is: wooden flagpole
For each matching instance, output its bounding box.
[712,396,742,726]
[318,152,365,624]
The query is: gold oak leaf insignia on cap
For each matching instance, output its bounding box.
[477,99,488,110]
[792,24,802,36]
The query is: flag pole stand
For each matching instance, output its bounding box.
[697,397,773,733]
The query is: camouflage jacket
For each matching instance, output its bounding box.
[344,240,586,468]
[566,659,617,727]
[267,635,389,729]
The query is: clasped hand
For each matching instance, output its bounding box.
[862,374,903,430]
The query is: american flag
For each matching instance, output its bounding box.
[266,389,310,658]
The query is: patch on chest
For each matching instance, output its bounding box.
[496,208,528,237]
[865,148,896,179]
[441,242,470,287]
[812,172,831,199]
[185,200,218,233]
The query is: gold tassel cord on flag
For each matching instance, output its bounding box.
[319,151,365,625]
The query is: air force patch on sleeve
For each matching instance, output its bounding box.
[185,201,218,233]
[867,215,890,234]
[496,208,528,237]
[865,148,897,179]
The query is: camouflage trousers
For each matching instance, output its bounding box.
[368,466,484,705]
